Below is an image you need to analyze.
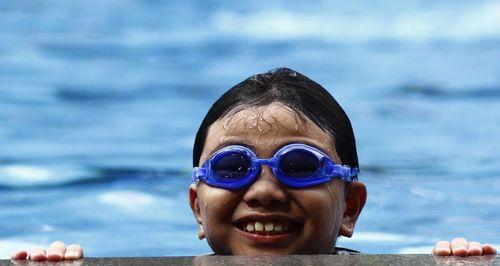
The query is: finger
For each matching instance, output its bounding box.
[28,247,47,262]
[451,238,468,256]
[10,250,28,260]
[467,241,482,256]
[64,244,84,260]
[47,241,67,261]
[433,241,451,256]
[482,243,497,255]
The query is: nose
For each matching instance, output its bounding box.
[243,166,288,206]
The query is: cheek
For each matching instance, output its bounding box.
[321,184,345,229]
[199,187,236,222]
[305,191,342,229]
[302,184,344,220]
[297,184,345,252]
[197,186,242,252]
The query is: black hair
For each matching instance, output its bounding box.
[193,67,358,174]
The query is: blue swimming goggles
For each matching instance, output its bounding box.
[192,143,359,190]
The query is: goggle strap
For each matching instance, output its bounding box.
[326,164,360,182]
[192,167,206,183]
[350,167,360,181]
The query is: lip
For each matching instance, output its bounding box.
[237,228,296,244]
[233,214,303,245]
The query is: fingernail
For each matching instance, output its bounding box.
[435,248,450,255]
[454,248,468,256]
[31,254,46,262]
[47,253,63,261]
[65,252,78,259]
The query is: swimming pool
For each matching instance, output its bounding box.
[1,0,499,258]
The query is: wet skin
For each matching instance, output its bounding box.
[189,103,367,255]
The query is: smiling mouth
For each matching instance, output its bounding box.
[236,220,297,235]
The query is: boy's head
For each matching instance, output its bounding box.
[193,68,358,169]
[189,68,367,255]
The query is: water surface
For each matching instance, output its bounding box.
[1,0,499,257]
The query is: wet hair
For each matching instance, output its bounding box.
[193,67,358,174]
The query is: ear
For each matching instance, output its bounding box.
[189,183,205,240]
[339,181,367,238]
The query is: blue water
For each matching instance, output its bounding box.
[1,0,500,258]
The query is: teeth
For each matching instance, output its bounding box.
[242,221,292,234]
[274,223,282,232]
[265,222,274,232]
[246,223,255,232]
[254,221,264,231]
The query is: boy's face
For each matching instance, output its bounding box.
[189,103,366,255]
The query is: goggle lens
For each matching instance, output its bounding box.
[212,152,252,179]
[279,149,320,178]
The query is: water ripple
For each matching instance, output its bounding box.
[0,165,184,190]
[395,85,500,99]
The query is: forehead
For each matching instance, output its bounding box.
[200,102,338,163]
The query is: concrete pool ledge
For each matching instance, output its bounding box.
[2,255,498,265]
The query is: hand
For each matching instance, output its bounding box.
[433,238,497,256]
[10,241,84,262]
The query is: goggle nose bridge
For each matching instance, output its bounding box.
[253,158,278,170]
[255,158,273,164]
